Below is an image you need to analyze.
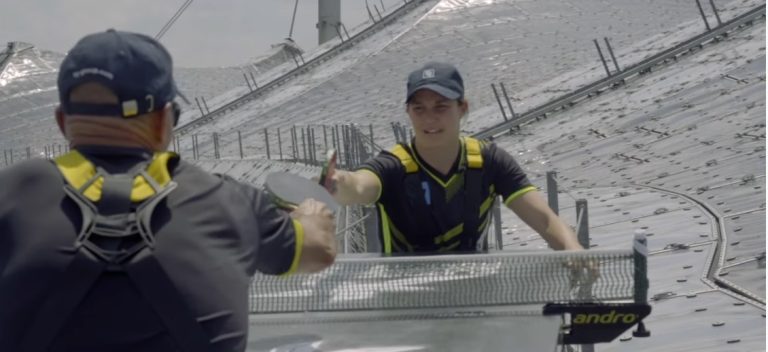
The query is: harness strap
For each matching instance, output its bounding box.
[461,164,484,251]
[386,138,487,251]
[21,153,212,352]
[19,250,108,352]
[390,144,418,173]
[460,137,484,250]
[97,164,144,216]
[125,248,212,352]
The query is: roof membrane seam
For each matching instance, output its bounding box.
[723,207,767,218]
[719,256,763,270]
[648,241,715,256]
[634,181,766,307]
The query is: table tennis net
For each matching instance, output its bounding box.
[249,250,639,314]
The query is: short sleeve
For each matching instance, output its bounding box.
[485,143,537,206]
[356,151,404,204]
[223,175,300,276]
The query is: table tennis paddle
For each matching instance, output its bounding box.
[264,171,340,214]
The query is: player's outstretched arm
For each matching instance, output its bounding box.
[327,169,381,206]
[507,190,583,250]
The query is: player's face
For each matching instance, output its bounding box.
[406,89,466,147]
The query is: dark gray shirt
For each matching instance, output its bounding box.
[0,147,299,352]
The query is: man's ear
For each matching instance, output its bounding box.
[460,99,469,119]
[154,103,174,150]
[55,106,67,136]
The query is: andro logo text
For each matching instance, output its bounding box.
[573,310,638,324]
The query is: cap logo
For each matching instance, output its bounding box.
[122,100,138,117]
[72,67,114,80]
[422,68,436,79]
[145,95,155,112]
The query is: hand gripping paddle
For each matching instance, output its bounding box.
[264,150,339,213]
[318,149,337,192]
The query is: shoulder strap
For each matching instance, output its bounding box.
[390,143,419,173]
[20,249,108,352]
[461,137,486,251]
[54,150,177,203]
[390,139,483,173]
[463,137,483,169]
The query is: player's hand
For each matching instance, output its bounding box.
[564,257,601,292]
[310,172,338,195]
[290,198,335,233]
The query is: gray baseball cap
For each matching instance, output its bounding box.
[406,62,464,103]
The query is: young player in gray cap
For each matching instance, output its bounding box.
[0,29,337,352]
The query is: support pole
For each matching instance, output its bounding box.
[238,131,244,159]
[213,132,220,159]
[695,0,712,31]
[491,83,509,122]
[604,37,621,73]
[243,73,253,91]
[301,127,308,163]
[593,39,612,77]
[708,0,722,26]
[264,128,271,160]
[195,97,205,116]
[492,196,503,250]
[547,171,559,215]
[249,72,258,88]
[632,231,651,338]
[576,199,589,249]
[201,97,211,114]
[499,82,517,120]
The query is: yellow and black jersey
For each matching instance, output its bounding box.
[358,137,537,254]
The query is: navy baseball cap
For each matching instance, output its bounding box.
[406,62,464,103]
[58,29,184,118]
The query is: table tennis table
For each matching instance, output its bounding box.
[246,234,651,351]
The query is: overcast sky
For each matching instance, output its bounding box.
[1,0,401,67]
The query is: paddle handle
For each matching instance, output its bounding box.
[318,149,337,191]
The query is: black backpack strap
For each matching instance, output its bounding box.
[98,167,134,214]
[460,137,486,251]
[460,167,484,251]
[19,168,136,352]
[19,249,108,352]
[125,248,211,352]
[126,180,212,352]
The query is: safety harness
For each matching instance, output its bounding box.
[20,150,212,352]
[381,137,487,253]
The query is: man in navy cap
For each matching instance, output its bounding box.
[323,62,583,254]
[0,29,337,352]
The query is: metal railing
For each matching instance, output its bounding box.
[474,4,766,140]
[173,0,429,136]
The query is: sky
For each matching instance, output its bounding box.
[0,0,402,68]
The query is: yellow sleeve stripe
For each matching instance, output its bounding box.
[378,203,393,254]
[357,168,383,203]
[503,186,538,206]
[281,219,305,276]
